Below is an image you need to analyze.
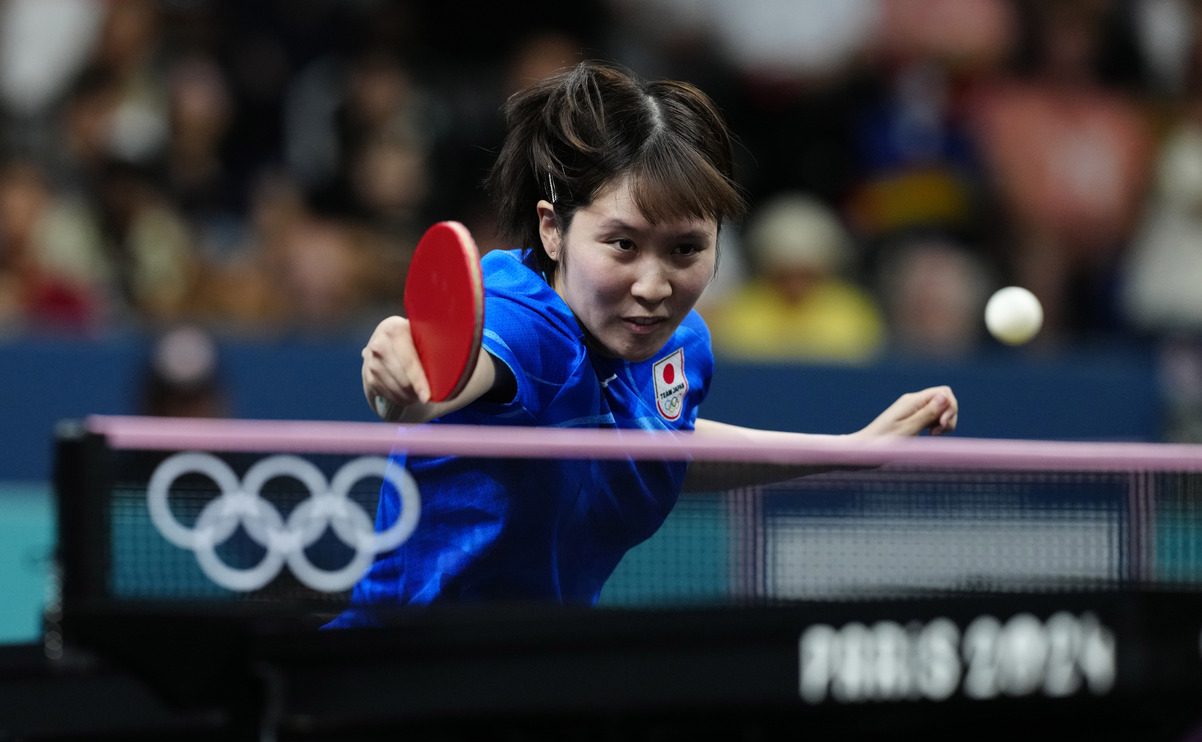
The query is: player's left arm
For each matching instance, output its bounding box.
[682,419,847,492]
[690,385,956,442]
[681,386,958,491]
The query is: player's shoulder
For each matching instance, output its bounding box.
[480,247,526,269]
[480,248,580,342]
[675,310,712,349]
[481,247,531,279]
[481,249,550,297]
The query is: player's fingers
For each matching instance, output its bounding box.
[385,319,431,404]
[890,390,932,421]
[374,354,427,407]
[866,391,927,435]
[362,317,430,409]
[881,388,948,436]
[861,390,932,438]
[399,344,431,404]
[910,389,952,434]
[858,385,958,438]
[910,385,955,419]
[934,390,958,434]
[361,347,377,408]
[362,345,404,418]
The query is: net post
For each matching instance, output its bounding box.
[50,419,114,657]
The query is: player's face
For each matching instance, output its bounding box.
[540,176,718,362]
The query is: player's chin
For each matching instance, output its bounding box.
[610,332,673,363]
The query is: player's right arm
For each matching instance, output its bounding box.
[362,315,499,423]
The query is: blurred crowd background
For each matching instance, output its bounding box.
[1,0,1201,430]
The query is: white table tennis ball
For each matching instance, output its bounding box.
[985,286,1043,345]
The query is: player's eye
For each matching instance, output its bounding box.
[674,243,704,257]
[611,238,636,252]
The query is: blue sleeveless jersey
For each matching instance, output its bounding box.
[330,249,713,624]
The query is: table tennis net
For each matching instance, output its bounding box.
[53,417,1202,617]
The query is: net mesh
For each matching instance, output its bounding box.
[603,468,1139,605]
[106,450,385,604]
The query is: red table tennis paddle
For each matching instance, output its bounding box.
[403,220,484,402]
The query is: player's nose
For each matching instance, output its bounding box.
[630,263,671,303]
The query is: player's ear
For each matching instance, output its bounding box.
[536,200,561,262]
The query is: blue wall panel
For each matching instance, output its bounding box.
[0,336,1166,481]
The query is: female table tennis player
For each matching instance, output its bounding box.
[331,61,957,622]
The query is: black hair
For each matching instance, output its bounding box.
[486,60,746,278]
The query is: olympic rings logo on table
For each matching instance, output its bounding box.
[146,452,420,593]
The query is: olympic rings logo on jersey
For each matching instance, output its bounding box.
[146,452,420,593]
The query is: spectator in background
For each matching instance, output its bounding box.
[190,171,399,333]
[706,193,885,363]
[337,49,434,242]
[1122,107,1202,334]
[1119,1,1202,443]
[1122,0,1202,336]
[845,0,1015,275]
[407,28,589,256]
[456,29,587,246]
[53,65,123,195]
[164,53,240,256]
[278,44,441,325]
[0,159,99,332]
[704,0,879,81]
[188,168,306,331]
[347,126,429,246]
[0,0,104,159]
[271,216,389,331]
[2,0,1197,352]
[844,60,985,244]
[1131,0,1198,98]
[282,46,438,230]
[90,158,197,324]
[84,0,169,168]
[967,0,1154,341]
[606,0,880,206]
[141,323,228,418]
[876,233,994,358]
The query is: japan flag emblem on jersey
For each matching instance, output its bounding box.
[653,348,687,421]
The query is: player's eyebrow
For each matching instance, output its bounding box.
[596,218,712,242]
[671,228,713,242]
[595,217,645,233]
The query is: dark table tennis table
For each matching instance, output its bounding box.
[15,419,1202,739]
[5,588,1202,741]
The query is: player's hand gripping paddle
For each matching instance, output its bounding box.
[375,221,484,418]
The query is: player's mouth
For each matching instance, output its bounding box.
[622,316,668,335]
